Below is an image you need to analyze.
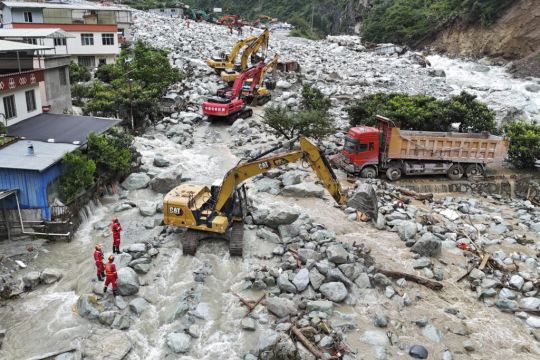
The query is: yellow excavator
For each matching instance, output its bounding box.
[221,29,270,83]
[163,137,349,256]
[207,34,259,74]
[240,53,279,106]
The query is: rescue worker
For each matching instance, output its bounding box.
[103,255,118,296]
[229,24,233,35]
[111,217,122,254]
[93,244,105,281]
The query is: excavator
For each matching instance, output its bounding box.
[202,61,268,122]
[207,34,259,74]
[163,137,351,256]
[239,53,279,102]
[221,29,269,83]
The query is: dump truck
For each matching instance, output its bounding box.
[332,115,509,181]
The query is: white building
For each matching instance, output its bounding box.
[0,39,48,126]
[149,8,184,18]
[0,1,133,67]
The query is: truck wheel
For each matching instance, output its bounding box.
[360,167,377,179]
[386,167,402,181]
[465,164,484,178]
[447,164,464,180]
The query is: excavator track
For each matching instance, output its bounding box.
[182,229,200,256]
[229,222,244,257]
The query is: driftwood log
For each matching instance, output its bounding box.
[291,326,338,360]
[395,186,434,201]
[377,268,443,291]
[233,293,266,316]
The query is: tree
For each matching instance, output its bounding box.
[68,61,91,84]
[504,121,540,169]
[86,131,133,178]
[346,91,497,133]
[59,150,96,203]
[301,84,331,112]
[0,122,6,135]
[71,83,89,106]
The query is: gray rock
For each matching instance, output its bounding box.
[326,268,353,287]
[256,227,281,243]
[374,313,388,327]
[495,299,518,310]
[310,229,336,243]
[126,243,146,253]
[309,268,325,290]
[98,310,117,326]
[319,335,334,348]
[463,340,477,352]
[150,167,183,193]
[306,300,333,314]
[422,324,443,343]
[39,268,63,284]
[413,258,431,269]
[411,233,441,257]
[257,329,280,352]
[319,282,348,302]
[139,202,157,217]
[129,297,149,316]
[298,248,321,263]
[468,268,486,280]
[282,183,324,198]
[133,263,151,274]
[489,223,508,235]
[374,214,386,230]
[121,173,150,190]
[347,183,378,220]
[54,353,77,360]
[265,296,298,318]
[282,171,303,186]
[442,349,453,360]
[117,267,140,296]
[499,287,517,300]
[355,273,372,288]
[277,273,297,293]
[397,221,418,241]
[326,244,349,264]
[526,84,540,93]
[115,295,128,310]
[276,80,292,89]
[166,333,191,353]
[241,317,256,331]
[521,297,540,310]
[526,316,540,328]
[22,271,41,289]
[114,253,133,269]
[509,275,524,290]
[293,268,310,292]
[76,294,100,320]
[360,330,390,347]
[187,325,200,338]
[112,314,131,330]
[153,154,171,167]
[251,204,300,228]
[82,329,132,360]
[428,69,446,77]
[254,178,281,195]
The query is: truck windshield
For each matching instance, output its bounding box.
[344,137,357,153]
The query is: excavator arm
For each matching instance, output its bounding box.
[239,29,269,70]
[213,136,347,213]
[257,53,278,89]
[227,35,259,63]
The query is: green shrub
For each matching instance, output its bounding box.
[263,106,334,140]
[86,131,133,178]
[68,61,91,84]
[504,121,540,169]
[346,91,497,133]
[0,122,6,135]
[301,84,331,112]
[59,150,96,203]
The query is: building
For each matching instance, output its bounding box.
[0,1,133,67]
[0,113,120,222]
[0,39,49,126]
[0,29,74,114]
[149,7,184,18]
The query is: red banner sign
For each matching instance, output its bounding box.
[0,70,44,94]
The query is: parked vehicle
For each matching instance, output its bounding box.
[332,115,509,181]
[159,93,184,114]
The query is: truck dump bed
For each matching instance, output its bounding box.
[386,127,508,164]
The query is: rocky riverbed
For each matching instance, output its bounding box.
[0,8,540,360]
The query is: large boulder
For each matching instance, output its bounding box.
[117,267,140,296]
[281,183,325,198]
[39,268,63,285]
[282,171,303,186]
[326,244,349,264]
[139,202,157,217]
[82,329,132,360]
[411,233,441,257]
[150,167,183,193]
[166,333,191,353]
[309,268,325,290]
[114,253,133,269]
[265,296,298,318]
[76,294,101,320]
[22,271,41,289]
[397,221,417,241]
[122,173,150,190]
[306,300,333,314]
[251,203,300,228]
[347,183,378,220]
[319,282,348,302]
[257,329,280,352]
[254,178,281,195]
[153,154,171,168]
[129,297,150,316]
[277,273,297,293]
[98,310,118,326]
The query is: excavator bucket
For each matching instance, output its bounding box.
[347,183,378,221]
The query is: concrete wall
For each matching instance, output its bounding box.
[10,8,44,24]
[0,85,42,126]
[67,31,120,56]
[43,66,71,113]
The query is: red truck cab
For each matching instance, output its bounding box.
[334,125,381,178]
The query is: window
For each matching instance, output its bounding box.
[102,33,114,46]
[78,56,95,67]
[81,33,94,46]
[25,90,36,112]
[23,11,33,23]
[98,58,107,65]
[23,38,37,45]
[3,95,16,119]
[59,68,67,85]
[369,142,375,151]
[118,28,125,36]
[357,143,368,152]
[54,38,67,46]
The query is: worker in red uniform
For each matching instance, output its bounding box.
[111,217,122,254]
[103,255,118,296]
[93,244,105,281]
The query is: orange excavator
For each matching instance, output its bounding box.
[202,62,266,123]
[218,15,241,27]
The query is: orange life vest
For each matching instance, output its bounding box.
[105,263,116,276]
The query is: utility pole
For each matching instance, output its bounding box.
[128,78,134,130]
[310,3,314,32]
